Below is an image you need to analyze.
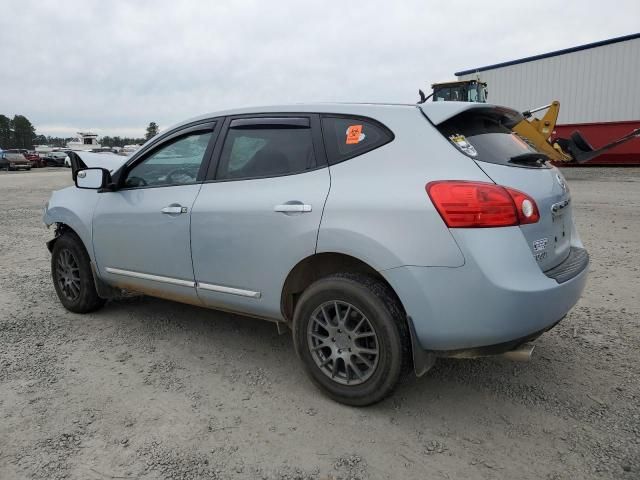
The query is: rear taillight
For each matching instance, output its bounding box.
[504,186,540,225]
[426,181,540,228]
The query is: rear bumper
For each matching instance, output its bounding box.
[382,227,589,351]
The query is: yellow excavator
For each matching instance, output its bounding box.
[514,100,640,164]
[421,80,640,164]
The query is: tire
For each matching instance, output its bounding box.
[293,273,410,406]
[51,232,106,313]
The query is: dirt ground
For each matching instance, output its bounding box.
[0,167,638,480]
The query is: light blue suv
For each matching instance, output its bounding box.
[44,102,589,405]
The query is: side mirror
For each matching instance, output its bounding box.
[75,168,110,190]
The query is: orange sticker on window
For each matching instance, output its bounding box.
[346,125,363,144]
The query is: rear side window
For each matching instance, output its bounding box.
[437,108,549,168]
[321,116,393,165]
[216,120,316,180]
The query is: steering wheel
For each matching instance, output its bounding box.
[166,168,196,185]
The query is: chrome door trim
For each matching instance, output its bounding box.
[197,282,261,299]
[104,267,196,288]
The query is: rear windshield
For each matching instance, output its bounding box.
[437,107,550,168]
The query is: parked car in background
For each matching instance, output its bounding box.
[43,102,589,405]
[2,149,41,167]
[0,151,32,171]
[43,151,71,167]
[26,152,45,168]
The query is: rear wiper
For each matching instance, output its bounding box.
[509,152,549,166]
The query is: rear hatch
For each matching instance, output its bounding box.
[422,103,573,272]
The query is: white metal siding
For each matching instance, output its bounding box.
[458,38,640,124]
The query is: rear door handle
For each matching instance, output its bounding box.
[161,205,188,214]
[274,203,312,213]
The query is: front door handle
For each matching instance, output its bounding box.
[274,203,312,213]
[161,205,188,214]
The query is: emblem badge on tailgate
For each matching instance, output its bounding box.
[533,238,548,252]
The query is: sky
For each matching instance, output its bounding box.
[1,0,638,138]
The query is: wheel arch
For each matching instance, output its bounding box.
[45,213,92,258]
[46,222,118,299]
[281,252,434,377]
[280,252,394,323]
[43,188,100,261]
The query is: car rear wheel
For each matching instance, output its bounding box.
[51,232,106,313]
[293,273,409,406]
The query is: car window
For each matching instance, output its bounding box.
[216,123,316,180]
[321,116,394,165]
[436,107,549,169]
[124,130,213,188]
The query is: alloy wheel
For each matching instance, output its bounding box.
[56,248,81,302]
[307,300,379,385]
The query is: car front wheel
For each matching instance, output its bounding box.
[293,273,409,406]
[51,232,106,313]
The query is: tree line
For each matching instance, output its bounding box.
[1,113,158,150]
[0,115,36,149]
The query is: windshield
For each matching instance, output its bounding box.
[467,84,487,103]
[434,86,466,102]
[433,83,487,103]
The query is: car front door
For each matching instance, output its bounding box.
[92,121,219,304]
[190,115,330,319]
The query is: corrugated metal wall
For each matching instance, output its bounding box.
[457,37,640,124]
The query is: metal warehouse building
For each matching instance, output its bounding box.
[456,33,640,164]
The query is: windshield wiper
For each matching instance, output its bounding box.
[509,152,549,166]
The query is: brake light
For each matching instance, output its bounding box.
[426,181,539,228]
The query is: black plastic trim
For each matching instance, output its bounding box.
[230,117,310,128]
[544,247,589,284]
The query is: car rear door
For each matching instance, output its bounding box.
[92,121,219,304]
[190,114,330,320]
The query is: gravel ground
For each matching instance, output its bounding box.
[0,167,638,479]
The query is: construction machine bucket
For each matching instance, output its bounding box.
[557,128,640,164]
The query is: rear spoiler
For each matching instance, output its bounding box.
[419,102,521,126]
